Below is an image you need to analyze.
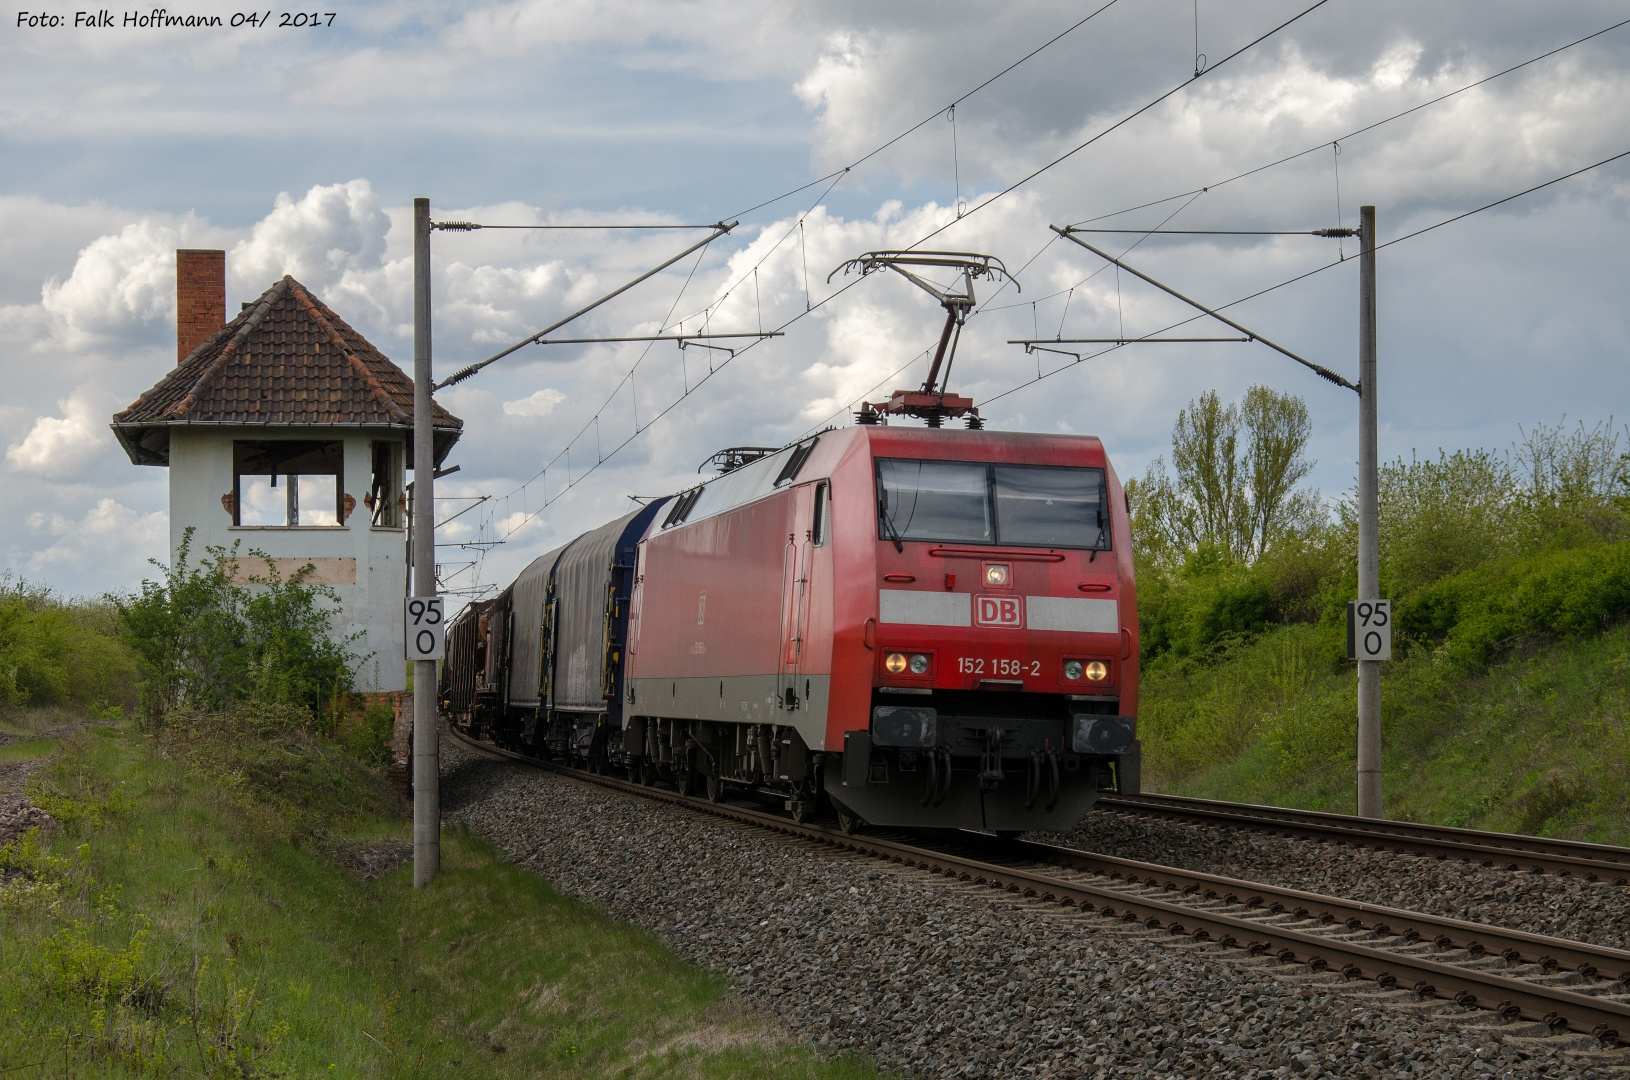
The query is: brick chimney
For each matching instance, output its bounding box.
[176,249,225,363]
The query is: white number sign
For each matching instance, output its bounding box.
[1346,599,1392,661]
[405,596,445,660]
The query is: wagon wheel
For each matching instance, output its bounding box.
[638,758,656,786]
[789,801,811,825]
[705,770,726,804]
[835,804,864,835]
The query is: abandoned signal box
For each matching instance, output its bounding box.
[110,249,464,692]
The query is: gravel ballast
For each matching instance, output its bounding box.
[440,735,1630,1079]
[1052,812,1630,953]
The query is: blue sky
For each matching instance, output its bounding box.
[3,0,1628,599]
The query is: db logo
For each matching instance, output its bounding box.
[975,595,1025,628]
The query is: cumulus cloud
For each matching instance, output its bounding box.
[503,388,566,417]
[6,391,122,480]
[229,181,390,297]
[4,2,1630,601]
[38,219,189,347]
[19,497,167,580]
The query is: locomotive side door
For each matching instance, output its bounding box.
[777,485,816,711]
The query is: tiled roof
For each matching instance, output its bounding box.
[111,275,462,466]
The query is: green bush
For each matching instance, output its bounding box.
[1422,542,1630,666]
[0,573,136,711]
[1143,560,1274,660]
[342,698,396,767]
[115,530,359,723]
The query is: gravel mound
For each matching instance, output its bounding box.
[1051,812,1630,952]
[440,735,1630,1079]
[0,756,56,847]
[331,840,412,880]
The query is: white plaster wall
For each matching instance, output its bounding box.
[167,426,409,692]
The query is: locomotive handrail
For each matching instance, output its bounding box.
[926,547,1066,561]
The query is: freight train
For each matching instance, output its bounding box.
[440,425,1140,834]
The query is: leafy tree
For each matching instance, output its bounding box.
[1130,386,1318,565]
[1511,418,1629,544]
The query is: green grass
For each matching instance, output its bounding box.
[0,736,59,762]
[0,711,877,1079]
[1140,622,1630,843]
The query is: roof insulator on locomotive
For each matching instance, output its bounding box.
[829,250,1018,428]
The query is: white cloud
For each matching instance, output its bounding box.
[4,3,1630,602]
[229,181,389,297]
[6,391,119,480]
[38,219,187,347]
[20,498,167,581]
[503,388,566,417]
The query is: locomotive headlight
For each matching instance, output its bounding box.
[1084,660,1109,682]
[908,653,930,675]
[984,563,1010,586]
[1063,659,1084,681]
[884,652,908,674]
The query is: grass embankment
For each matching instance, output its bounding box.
[0,706,873,1079]
[1131,418,1630,841]
[1140,619,1630,841]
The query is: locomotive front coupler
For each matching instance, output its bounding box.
[979,726,1005,790]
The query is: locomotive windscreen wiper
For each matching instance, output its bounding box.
[878,493,905,553]
[1094,485,1107,552]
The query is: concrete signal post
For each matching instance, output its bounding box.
[412,198,440,887]
[1048,207,1387,818]
[1355,205,1383,820]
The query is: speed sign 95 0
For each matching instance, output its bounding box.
[1346,599,1392,661]
[405,597,445,661]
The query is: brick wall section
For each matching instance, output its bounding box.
[390,690,414,798]
[176,249,225,363]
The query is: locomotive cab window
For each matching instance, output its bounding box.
[812,481,829,545]
[875,458,1109,550]
[992,464,1108,548]
[876,459,992,544]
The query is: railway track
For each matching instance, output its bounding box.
[1096,793,1630,883]
[444,727,1630,1047]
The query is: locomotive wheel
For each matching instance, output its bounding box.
[705,771,725,804]
[835,805,864,835]
[675,752,699,797]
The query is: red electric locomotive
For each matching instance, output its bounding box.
[622,425,1139,833]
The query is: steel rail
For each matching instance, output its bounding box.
[994,838,1630,982]
[1098,793,1630,883]
[444,727,1630,1044]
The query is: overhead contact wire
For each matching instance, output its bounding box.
[725,0,1125,220]
[1071,16,1630,228]
[465,0,1142,551]
[979,144,1630,408]
[907,0,1335,250]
